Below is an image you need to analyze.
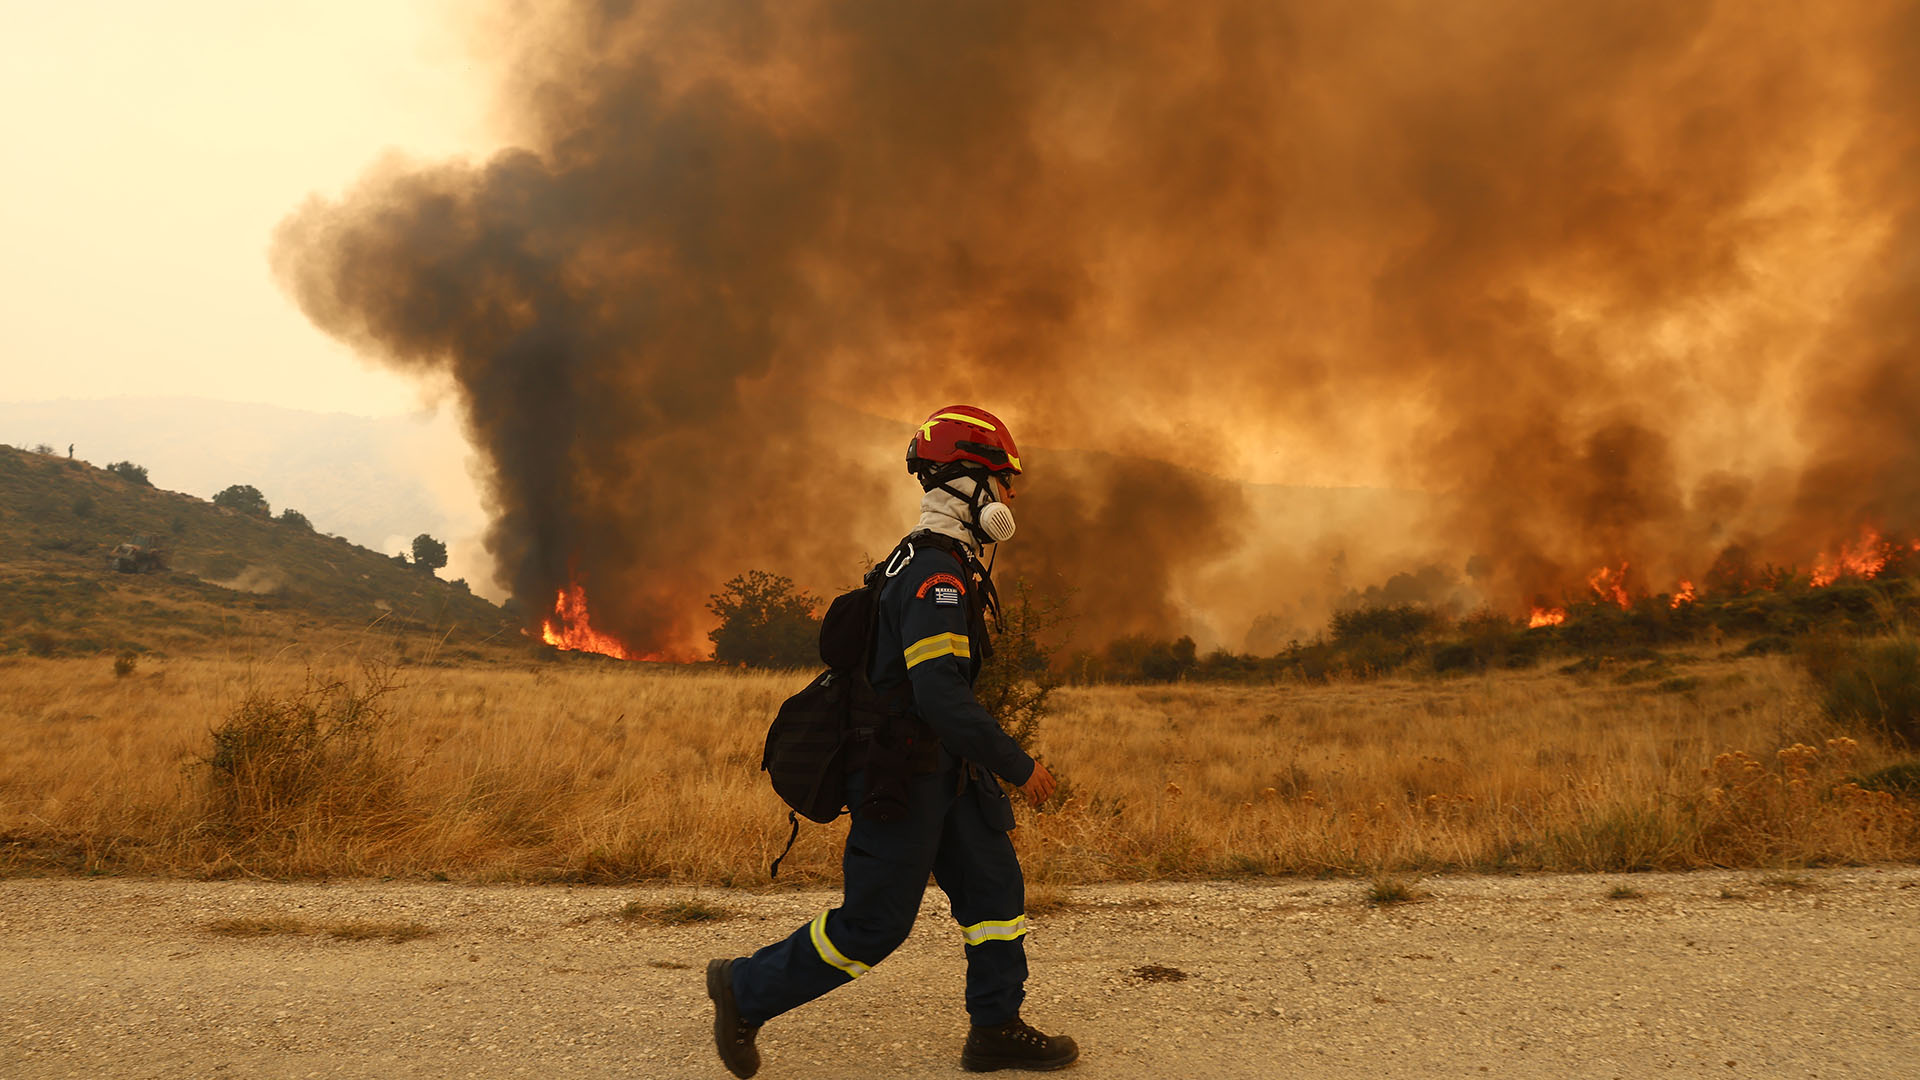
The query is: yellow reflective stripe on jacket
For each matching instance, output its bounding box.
[809,911,870,978]
[904,631,971,669]
[959,914,1028,946]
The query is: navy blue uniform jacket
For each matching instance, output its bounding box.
[867,538,1035,787]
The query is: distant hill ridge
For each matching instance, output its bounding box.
[0,396,486,581]
[0,443,511,658]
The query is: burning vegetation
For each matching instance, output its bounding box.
[274,1,1920,660]
[539,582,647,661]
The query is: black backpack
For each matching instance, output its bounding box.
[760,553,908,878]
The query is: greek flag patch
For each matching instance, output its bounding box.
[915,571,967,606]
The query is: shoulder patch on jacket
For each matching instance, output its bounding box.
[915,571,966,606]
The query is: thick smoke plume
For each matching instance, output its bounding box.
[276,1,1920,657]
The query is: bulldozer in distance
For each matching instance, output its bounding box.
[109,535,168,574]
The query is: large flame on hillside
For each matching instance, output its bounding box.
[1586,563,1632,610]
[1809,528,1905,589]
[540,583,648,660]
[1524,526,1914,628]
[1671,580,1696,609]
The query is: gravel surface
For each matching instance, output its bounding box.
[3,867,1917,1079]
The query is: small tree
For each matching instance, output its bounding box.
[213,484,270,517]
[1140,636,1198,682]
[1099,634,1197,682]
[278,508,313,530]
[973,580,1068,753]
[410,533,448,575]
[707,570,821,668]
[106,461,151,486]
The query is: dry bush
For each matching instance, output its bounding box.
[190,665,408,873]
[1,649,1917,883]
[1697,738,1916,865]
[1365,874,1426,906]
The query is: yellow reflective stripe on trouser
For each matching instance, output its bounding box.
[809,911,870,979]
[904,632,971,669]
[959,915,1028,946]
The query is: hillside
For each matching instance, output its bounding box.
[0,444,513,658]
[0,396,489,587]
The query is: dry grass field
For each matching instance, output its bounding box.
[2,646,1915,886]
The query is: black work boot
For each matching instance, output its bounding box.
[706,958,761,1079]
[960,1016,1079,1072]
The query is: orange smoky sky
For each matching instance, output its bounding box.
[273,0,1920,658]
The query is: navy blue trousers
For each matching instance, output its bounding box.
[731,755,1029,1027]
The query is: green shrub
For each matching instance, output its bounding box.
[1099,635,1199,683]
[1341,632,1418,676]
[212,484,271,517]
[1740,635,1794,657]
[105,461,151,486]
[1805,635,1920,746]
[1330,604,1441,644]
[1430,640,1479,673]
[1857,761,1920,797]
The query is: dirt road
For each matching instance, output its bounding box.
[3,867,1916,1079]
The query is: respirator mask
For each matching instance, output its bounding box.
[934,472,1016,545]
[977,495,1016,544]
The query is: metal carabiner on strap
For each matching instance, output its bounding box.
[884,542,915,578]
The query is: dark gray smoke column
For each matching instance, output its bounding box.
[275,20,858,657]
[276,1,1920,657]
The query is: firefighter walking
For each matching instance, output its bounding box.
[708,405,1078,1075]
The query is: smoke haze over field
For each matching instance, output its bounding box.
[275,0,1920,657]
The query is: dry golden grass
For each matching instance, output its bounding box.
[1365,875,1427,906]
[1,648,1915,884]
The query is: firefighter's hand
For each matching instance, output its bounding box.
[1019,760,1057,806]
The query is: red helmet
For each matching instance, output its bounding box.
[906,405,1022,488]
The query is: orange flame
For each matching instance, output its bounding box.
[1670,579,1696,608]
[540,583,644,660]
[1528,606,1566,629]
[1810,527,1893,588]
[1515,529,1917,624]
[1587,562,1631,609]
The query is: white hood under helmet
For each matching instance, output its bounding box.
[915,475,1014,550]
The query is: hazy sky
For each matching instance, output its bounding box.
[0,0,494,418]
